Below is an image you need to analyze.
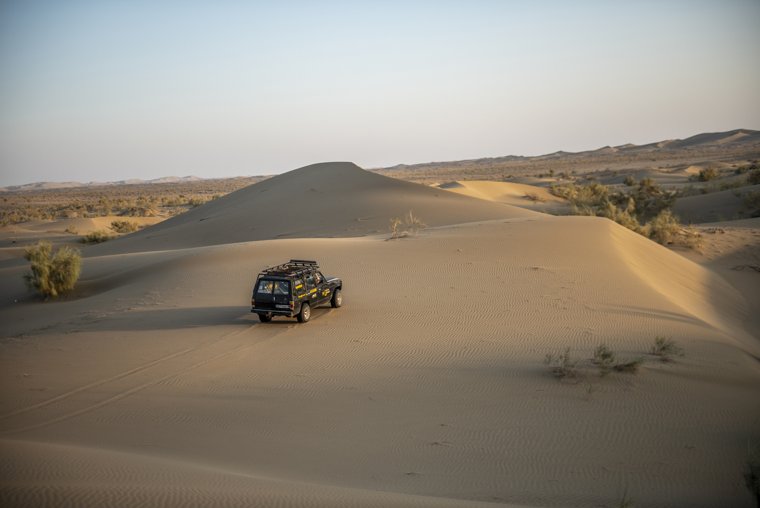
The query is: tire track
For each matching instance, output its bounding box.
[0,322,278,435]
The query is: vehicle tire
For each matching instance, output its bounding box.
[330,288,343,308]
[297,302,311,323]
[257,312,272,323]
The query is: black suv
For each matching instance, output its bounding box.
[251,260,343,323]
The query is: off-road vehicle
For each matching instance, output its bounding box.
[251,259,343,323]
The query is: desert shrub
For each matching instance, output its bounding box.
[389,210,426,239]
[646,210,702,249]
[64,226,78,235]
[81,230,113,244]
[544,348,579,379]
[697,167,719,182]
[110,220,139,233]
[524,192,545,202]
[623,175,636,187]
[23,241,81,298]
[629,179,675,221]
[592,344,616,376]
[748,170,760,186]
[613,358,643,373]
[745,444,760,508]
[649,336,683,362]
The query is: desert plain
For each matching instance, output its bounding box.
[1,132,760,507]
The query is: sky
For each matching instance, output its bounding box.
[1,0,759,186]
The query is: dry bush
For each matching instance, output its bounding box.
[649,336,683,362]
[646,210,702,250]
[389,210,426,239]
[81,230,113,244]
[544,348,579,379]
[524,192,545,202]
[696,167,719,182]
[110,220,139,233]
[64,226,78,235]
[23,241,81,298]
[613,359,643,373]
[623,175,636,186]
[592,344,616,376]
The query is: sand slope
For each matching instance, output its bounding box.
[91,162,536,254]
[673,184,760,224]
[437,180,569,214]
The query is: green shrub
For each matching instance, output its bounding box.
[23,241,81,298]
[81,230,113,244]
[646,210,702,249]
[110,220,139,234]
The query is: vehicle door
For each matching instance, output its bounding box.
[254,279,276,310]
[271,279,291,310]
[304,272,318,304]
[314,271,332,304]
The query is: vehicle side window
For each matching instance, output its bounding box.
[257,280,274,294]
[273,281,289,295]
[305,274,315,288]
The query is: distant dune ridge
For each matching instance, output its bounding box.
[1,156,759,507]
[91,162,537,254]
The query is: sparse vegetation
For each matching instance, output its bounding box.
[81,230,113,244]
[592,344,616,377]
[110,220,139,234]
[64,226,78,235]
[748,169,760,186]
[389,210,426,239]
[550,180,700,248]
[649,336,683,362]
[645,210,703,250]
[23,241,81,298]
[0,177,263,227]
[546,340,669,380]
[544,348,579,379]
[623,175,636,186]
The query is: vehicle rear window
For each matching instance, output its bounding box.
[257,280,289,295]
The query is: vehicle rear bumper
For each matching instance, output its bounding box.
[251,307,294,317]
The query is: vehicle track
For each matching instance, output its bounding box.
[0,321,285,435]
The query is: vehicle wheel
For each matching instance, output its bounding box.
[297,302,311,323]
[257,312,272,323]
[330,289,343,308]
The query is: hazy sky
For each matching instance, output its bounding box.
[1,0,759,185]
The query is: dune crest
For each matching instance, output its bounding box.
[92,162,536,254]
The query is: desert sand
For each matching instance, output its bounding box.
[1,163,759,507]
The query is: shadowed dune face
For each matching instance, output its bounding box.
[91,162,536,254]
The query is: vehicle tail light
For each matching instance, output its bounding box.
[289,301,294,309]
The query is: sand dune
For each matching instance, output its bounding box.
[673,184,759,223]
[1,162,759,507]
[92,162,536,254]
[436,180,569,214]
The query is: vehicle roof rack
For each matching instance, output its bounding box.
[260,259,319,278]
